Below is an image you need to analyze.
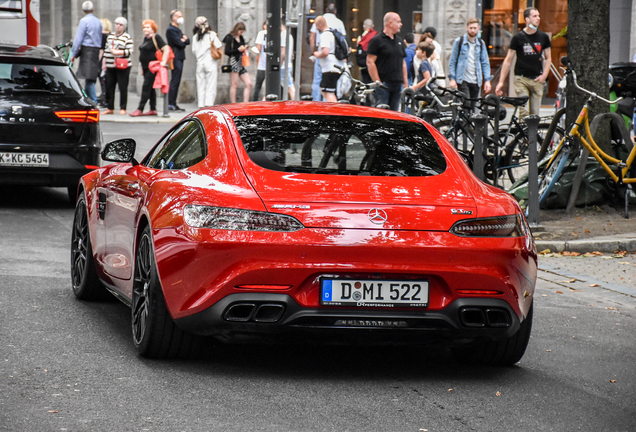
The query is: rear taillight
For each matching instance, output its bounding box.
[55,110,100,123]
[450,215,526,237]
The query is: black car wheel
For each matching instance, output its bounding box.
[131,225,199,359]
[452,303,533,366]
[71,191,108,300]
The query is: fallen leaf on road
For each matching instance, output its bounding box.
[448,389,453,392]
[496,391,501,397]
[538,249,552,255]
[618,262,630,265]
[546,349,552,352]
[47,410,58,413]
[584,230,590,233]
[556,291,563,294]
[571,232,579,236]
[589,284,599,287]
[610,380,616,383]
[606,307,616,310]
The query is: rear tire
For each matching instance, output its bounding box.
[71,191,108,300]
[452,303,533,366]
[131,225,200,359]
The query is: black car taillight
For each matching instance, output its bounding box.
[450,215,526,237]
[55,110,100,123]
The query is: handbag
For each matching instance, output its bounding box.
[210,34,222,60]
[241,50,250,67]
[221,64,231,73]
[152,35,175,70]
[114,57,128,69]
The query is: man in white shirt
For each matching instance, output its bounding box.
[309,3,345,100]
[312,16,345,102]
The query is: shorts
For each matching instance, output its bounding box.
[281,66,294,88]
[320,72,339,93]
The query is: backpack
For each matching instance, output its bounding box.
[328,29,349,61]
[355,44,367,67]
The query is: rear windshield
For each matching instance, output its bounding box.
[0,62,83,96]
[233,115,447,177]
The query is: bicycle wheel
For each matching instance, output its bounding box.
[538,144,571,208]
[503,123,565,185]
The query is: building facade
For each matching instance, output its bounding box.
[38,0,635,103]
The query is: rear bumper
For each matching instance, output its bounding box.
[175,293,522,345]
[0,146,100,187]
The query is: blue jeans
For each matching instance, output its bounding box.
[84,79,97,104]
[374,81,403,111]
[312,61,323,101]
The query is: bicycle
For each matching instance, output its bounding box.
[54,41,73,66]
[334,64,387,107]
[537,57,636,215]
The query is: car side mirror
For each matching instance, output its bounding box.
[101,138,137,164]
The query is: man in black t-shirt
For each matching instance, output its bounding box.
[495,7,551,118]
[366,12,407,111]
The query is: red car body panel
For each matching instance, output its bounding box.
[79,101,537,343]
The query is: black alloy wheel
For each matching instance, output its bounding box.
[71,192,107,300]
[131,225,199,358]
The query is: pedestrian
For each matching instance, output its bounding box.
[495,7,551,118]
[223,22,253,103]
[70,1,102,104]
[404,33,416,86]
[191,16,222,108]
[355,19,377,84]
[166,10,190,112]
[410,42,435,94]
[366,12,407,111]
[312,16,345,103]
[422,26,445,83]
[129,19,170,117]
[98,18,112,107]
[102,17,133,115]
[251,21,268,101]
[281,23,295,100]
[448,17,492,110]
[309,3,345,101]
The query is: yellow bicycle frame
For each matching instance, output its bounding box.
[547,103,636,184]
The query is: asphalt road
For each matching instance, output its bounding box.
[1,122,635,431]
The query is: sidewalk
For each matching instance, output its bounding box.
[98,92,199,124]
[98,94,636,252]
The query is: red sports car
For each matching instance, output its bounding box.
[71,102,537,364]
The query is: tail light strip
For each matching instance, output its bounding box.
[55,110,100,123]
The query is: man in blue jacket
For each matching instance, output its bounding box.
[70,1,102,104]
[448,17,491,110]
[166,10,190,111]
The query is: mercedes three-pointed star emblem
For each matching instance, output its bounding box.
[367,208,388,225]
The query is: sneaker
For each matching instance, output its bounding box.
[143,110,158,116]
[169,105,186,112]
[102,109,114,115]
[129,109,143,117]
[174,105,186,112]
[119,109,127,115]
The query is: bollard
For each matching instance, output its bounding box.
[525,114,541,225]
[470,114,488,182]
[162,65,169,118]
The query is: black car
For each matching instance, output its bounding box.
[0,44,101,201]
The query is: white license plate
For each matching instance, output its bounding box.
[0,152,49,167]
[321,279,429,308]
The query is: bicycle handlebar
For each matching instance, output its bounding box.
[334,64,388,91]
[564,61,622,105]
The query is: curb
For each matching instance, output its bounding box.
[535,235,636,253]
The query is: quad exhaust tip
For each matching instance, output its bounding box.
[224,302,285,323]
[459,307,511,328]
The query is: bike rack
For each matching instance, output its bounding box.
[525,115,542,226]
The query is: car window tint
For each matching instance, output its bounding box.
[0,63,83,96]
[234,116,447,177]
[145,121,206,170]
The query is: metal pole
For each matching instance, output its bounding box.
[471,114,488,182]
[266,0,282,100]
[485,94,500,187]
[292,7,304,101]
[525,115,541,225]
[162,66,169,117]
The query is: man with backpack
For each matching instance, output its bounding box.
[366,12,408,111]
[309,3,346,101]
[448,17,492,110]
[313,16,346,102]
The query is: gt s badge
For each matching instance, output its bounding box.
[451,209,473,215]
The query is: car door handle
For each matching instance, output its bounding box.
[127,183,140,191]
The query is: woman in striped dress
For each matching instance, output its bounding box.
[103,17,134,115]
